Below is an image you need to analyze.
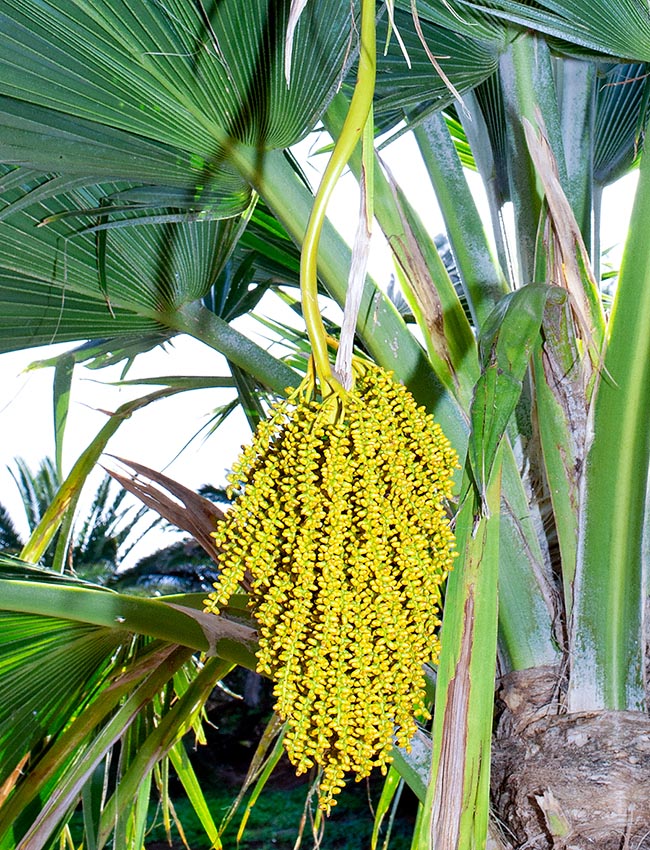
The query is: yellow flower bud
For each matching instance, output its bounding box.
[205,360,458,812]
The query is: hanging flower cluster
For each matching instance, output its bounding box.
[204,360,458,810]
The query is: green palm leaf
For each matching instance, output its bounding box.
[0,272,162,352]
[396,0,507,40]
[0,102,249,200]
[0,556,252,848]
[0,612,125,789]
[0,97,252,224]
[0,176,298,395]
[0,638,195,850]
[465,0,650,61]
[373,9,503,125]
[594,62,650,186]
[0,0,359,371]
[0,177,243,307]
[0,0,355,170]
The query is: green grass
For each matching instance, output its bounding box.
[65,669,420,849]
[63,754,418,849]
[143,771,418,849]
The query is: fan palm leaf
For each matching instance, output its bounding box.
[373,8,503,129]
[463,0,650,60]
[0,0,355,182]
[0,611,127,791]
[594,62,650,186]
[0,554,257,848]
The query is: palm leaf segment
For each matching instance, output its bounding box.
[0,611,125,794]
[0,0,353,165]
[0,0,510,356]
[464,0,650,60]
[0,0,354,353]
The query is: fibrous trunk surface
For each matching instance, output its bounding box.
[491,666,650,849]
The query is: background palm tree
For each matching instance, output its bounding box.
[0,2,650,849]
[0,455,231,594]
[0,505,21,555]
[0,456,157,576]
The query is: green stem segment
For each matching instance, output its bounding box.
[300,0,376,387]
[420,465,502,850]
[568,149,650,712]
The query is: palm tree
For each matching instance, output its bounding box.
[0,505,21,556]
[0,2,649,848]
[0,456,158,578]
[0,455,228,595]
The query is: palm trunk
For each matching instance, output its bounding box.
[491,667,650,849]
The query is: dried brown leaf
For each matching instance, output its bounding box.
[102,456,224,564]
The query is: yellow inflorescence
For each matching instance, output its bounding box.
[204,361,458,811]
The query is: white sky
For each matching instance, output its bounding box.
[0,132,639,567]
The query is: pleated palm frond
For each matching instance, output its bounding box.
[464,0,650,61]
[0,610,127,792]
[0,555,256,849]
[0,176,246,351]
[373,8,504,127]
[396,0,508,40]
[0,0,357,361]
[594,62,650,186]
[0,0,356,183]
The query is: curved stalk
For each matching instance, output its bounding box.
[299,0,376,388]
